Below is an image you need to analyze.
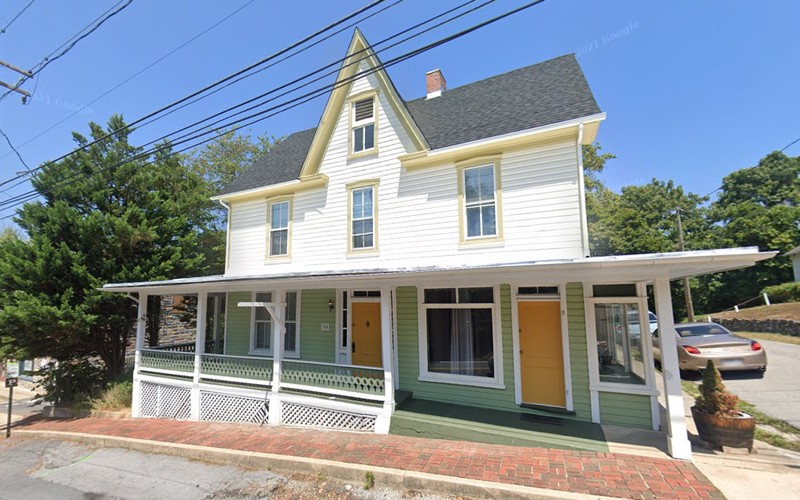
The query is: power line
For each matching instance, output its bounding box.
[2,0,488,202]
[0,0,547,217]
[0,0,390,189]
[0,0,257,161]
[0,126,30,172]
[780,136,800,153]
[0,0,133,103]
[0,0,35,35]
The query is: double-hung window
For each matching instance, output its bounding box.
[349,183,377,252]
[421,287,502,387]
[351,97,375,154]
[268,200,290,258]
[459,161,502,243]
[250,291,300,356]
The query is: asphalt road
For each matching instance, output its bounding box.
[718,339,800,428]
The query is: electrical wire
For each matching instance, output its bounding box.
[0,0,133,103]
[0,0,547,217]
[0,126,30,172]
[0,0,257,159]
[0,0,486,201]
[0,0,390,188]
[0,0,36,35]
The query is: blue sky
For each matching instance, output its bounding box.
[0,0,798,220]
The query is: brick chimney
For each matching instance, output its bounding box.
[426,69,446,99]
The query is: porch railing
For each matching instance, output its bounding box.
[137,351,386,402]
[139,349,194,377]
[200,354,272,387]
[281,359,385,401]
[150,339,223,354]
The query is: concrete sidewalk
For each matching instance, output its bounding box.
[12,416,721,500]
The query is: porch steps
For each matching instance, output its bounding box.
[390,398,608,452]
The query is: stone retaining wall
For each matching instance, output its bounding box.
[711,317,800,337]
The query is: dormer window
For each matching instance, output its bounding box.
[351,96,375,154]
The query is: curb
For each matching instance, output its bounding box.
[13,429,616,500]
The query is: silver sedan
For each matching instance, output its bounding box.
[652,322,767,376]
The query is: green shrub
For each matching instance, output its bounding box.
[35,359,107,406]
[92,380,133,410]
[762,282,800,304]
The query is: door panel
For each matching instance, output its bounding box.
[519,301,566,407]
[352,302,382,368]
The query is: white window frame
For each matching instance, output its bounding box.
[249,290,301,357]
[584,284,657,397]
[350,94,377,156]
[267,198,291,259]
[417,285,505,389]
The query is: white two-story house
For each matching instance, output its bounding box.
[105,30,772,460]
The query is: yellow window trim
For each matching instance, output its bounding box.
[347,89,379,160]
[346,181,379,256]
[265,196,293,262]
[457,158,504,246]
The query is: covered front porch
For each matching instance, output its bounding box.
[107,247,774,460]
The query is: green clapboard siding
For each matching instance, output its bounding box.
[598,392,653,429]
[566,282,591,422]
[225,292,252,356]
[224,290,336,363]
[299,289,337,363]
[396,285,518,413]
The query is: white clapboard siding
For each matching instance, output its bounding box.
[225,64,585,276]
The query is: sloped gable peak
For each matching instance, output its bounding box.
[299,29,428,178]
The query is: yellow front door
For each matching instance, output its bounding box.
[519,301,566,407]
[351,302,382,368]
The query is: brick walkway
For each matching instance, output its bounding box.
[16,417,722,499]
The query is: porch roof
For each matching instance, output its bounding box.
[102,247,774,295]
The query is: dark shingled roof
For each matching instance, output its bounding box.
[218,54,600,196]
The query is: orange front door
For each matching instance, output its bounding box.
[519,301,566,407]
[351,302,382,368]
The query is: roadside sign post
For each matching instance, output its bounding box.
[5,360,19,438]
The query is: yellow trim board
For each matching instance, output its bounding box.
[299,28,428,178]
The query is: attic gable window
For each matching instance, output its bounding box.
[351,96,375,154]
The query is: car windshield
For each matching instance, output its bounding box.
[676,324,730,337]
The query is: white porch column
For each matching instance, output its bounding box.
[190,291,208,421]
[375,287,395,434]
[131,293,148,418]
[268,289,286,426]
[654,277,692,460]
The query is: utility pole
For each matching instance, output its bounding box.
[675,209,695,321]
[0,59,32,99]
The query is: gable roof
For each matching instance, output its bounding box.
[218,51,601,197]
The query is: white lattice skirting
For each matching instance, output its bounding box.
[281,401,377,432]
[200,390,268,424]
[140,381,191,420]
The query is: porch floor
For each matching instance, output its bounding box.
[391,397,609,452]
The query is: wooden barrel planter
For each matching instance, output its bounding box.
[691,406,756,452]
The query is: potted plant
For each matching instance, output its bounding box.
[691,360,756,452]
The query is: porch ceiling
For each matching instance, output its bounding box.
[101,247,775,295]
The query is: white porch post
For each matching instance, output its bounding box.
[190,291,208,421]
[654,277,692,460]
[131,293,148,418]
[268,289,286,426]
[375,287,395,434]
